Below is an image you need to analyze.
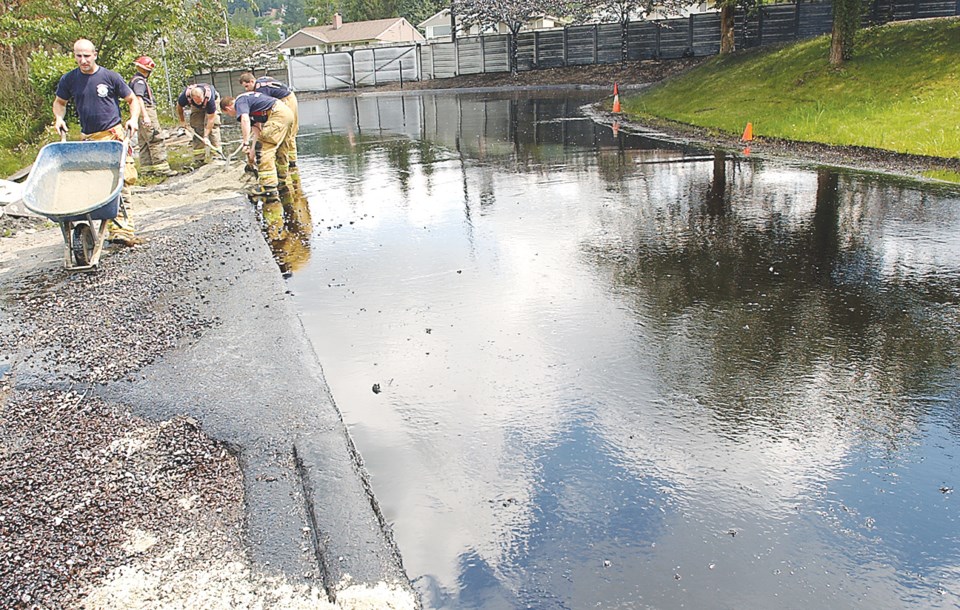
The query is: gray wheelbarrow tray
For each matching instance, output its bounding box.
[22,140,127,271]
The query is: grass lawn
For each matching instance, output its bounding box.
[624,17,960,158]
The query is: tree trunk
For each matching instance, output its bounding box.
[719,5,735,54]
[830,0,862,66]
[829,26,845,66]
[509,28,519,76]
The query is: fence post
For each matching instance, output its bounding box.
[562,26,568,66]
[372,48,378,86]
[688,14,694,55]
[795,2,801,39]
[758,6,764,47]
[320,53,327,91]
[656,21,662,60]
[534,31,540,68]
[455,36,460,76]
[480,35,487,73]
[594,23,599,64]
[913,0,920,18]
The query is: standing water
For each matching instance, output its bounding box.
[269,91,960,609]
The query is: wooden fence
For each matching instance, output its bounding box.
[195,0,958,92]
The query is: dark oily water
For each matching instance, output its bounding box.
[269,91,960,609]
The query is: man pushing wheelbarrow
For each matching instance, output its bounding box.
[52,38,142,246]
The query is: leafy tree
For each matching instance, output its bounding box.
[0,0,227,66]
[565,0,692,63]
[283,0,310,30]
[259,20,283,41]
[231,7,259,29]
[306,0,338,25]
[452,0,565,74]
[303,0,442,28]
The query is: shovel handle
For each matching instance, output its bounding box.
[186,126,225,158]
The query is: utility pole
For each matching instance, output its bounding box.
[159,36,174,116]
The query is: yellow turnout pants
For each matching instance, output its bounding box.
[83,124,138,243]
[257,100,294,189]
[281,92,299,163]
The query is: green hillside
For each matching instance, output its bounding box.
[624,17,960,158]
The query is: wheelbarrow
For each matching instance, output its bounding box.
[22,137,128,271]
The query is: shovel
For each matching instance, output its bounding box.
[184,126,227,161]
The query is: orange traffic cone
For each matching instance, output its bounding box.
[741,122,753,142]
[612,83,621,113]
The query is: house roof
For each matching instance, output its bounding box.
[280,17,412,49]
[418,9,450,28]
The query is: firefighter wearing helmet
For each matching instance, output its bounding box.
[129,55,177,177]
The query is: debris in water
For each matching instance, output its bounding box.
[372,383,381,394]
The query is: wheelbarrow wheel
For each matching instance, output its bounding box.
[72,224,95,266]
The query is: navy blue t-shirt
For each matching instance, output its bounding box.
[129,73,154,107]
[254,77,291,99]
[177,84,218,115]
[55,67,132,134]
[234,91,278,124]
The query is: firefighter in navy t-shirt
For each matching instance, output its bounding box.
[52,38,141,245]
[220,92,294,199]
[239,72,299,167]
[175,83,222,164]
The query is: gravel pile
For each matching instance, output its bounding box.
[0,388,245,608]
[0,207,337,607]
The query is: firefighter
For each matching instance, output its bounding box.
[129,56,177,177]
[175,83,222,164]
[239,72,299,168]
[52,38,141,245]
[220,92,294,199]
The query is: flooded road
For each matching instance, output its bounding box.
[269,91,960,609]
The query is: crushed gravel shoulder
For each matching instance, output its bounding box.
[0,164,417,609]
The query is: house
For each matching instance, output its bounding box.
[279,13,425,55]
[419,9,455,40]
[418,9,564,41]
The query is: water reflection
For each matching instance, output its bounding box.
[259,177,313,276]
[287,91,960,609]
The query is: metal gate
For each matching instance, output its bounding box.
[288,45,420,91]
